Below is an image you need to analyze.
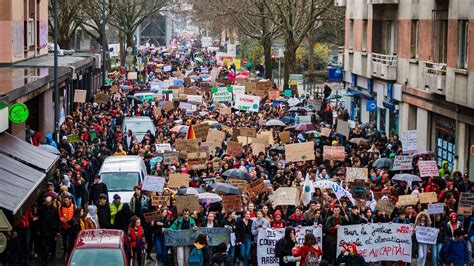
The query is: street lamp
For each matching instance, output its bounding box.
[53,0,59,140]
[102,0,107,87]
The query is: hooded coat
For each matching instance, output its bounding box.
[275,227,296,266]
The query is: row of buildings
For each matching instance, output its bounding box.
[336,0,474,178]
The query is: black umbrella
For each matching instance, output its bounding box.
[211,183,241,195]
[269,144,285,153]
[372,158,393,169]
[286,107,309,113]
[222,169,251,180]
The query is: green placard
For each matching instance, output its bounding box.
[67,134,81,143]
[284,90,292,97]
[8,103,29,124]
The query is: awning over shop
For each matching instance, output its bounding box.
[0,132,58,172]
[0,153,45,214]
[347,87,374,100]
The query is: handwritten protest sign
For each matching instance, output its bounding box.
[252,143,266,156]
[151,196,170,207]
[336,119,351,138]
[232,85,245,95]
[163,152,179,165]
[273,187,300,206]
[257,226,322,266]
[222,195,242,212]
[155,143,172,153]
[127,72,137,80]
[323,146,345,161]
[162,101,174,112]
[143,211,159,223]
[401,130,417,153]
[74,90,87,103]
[279,131,290,144]
[285,142,315,162]
[176,195,200,214]
[234,94,261,112]
[397,194,418,206]
[153,107,162,117]
[239,127,257,138]
[94,93,108,104]
[337,223,413,263]
[458,192,474,215]
[226,141,243,157]
[142,176,165,193]
[165,228,230,247]
[418,192,437,204]
[193,123,209,141]
[186,152,208,170]
[207,129,226,144]
[174,139,200,152]
[314,180,336,189]
[392,156,414,171]
[346,167,368,182]
[427,203,444,215]
[168,173,189,188]
[415,226,439,244]
[212,87,233,102]
[418,161,439,177]
[226,179,248,193]
[257,131,274,145]
[248,179,266,197]
[376,200,395,216]
[320,127,331,137]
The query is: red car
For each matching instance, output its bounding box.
[68,229,130,266]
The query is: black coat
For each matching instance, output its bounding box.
[97,204,111,229]
[235,219,253,243]
[89,182,108,205]
[38,204,60,236]
[275,237,296,266]
[335,253,367,266]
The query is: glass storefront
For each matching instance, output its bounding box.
[388,109,398,137]
[434,114,456,168]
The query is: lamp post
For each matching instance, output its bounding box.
[53,0,59,140]
[101,0,107,86]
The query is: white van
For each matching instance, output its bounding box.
[98,156,147,203]
[122,116,156,142]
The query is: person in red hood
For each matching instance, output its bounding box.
[291,232,322,266]
[437,181,459,202]
[271,210,287,228]
[335,242,366,265]
[425,177,441,194]
[289,207,305,227]
[32,131,42,146]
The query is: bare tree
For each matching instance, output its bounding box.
[80,0,112,47]
[48,0,84,49]
[108,0,170,63]
[263,0,334,89]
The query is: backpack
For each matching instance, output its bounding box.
[188,246,203,266]
[439,239,452,264]
[305,250,320,266]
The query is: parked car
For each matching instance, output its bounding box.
[68,229,129,266]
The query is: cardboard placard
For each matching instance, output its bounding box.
[239,127,257,138]
[174,139,200,152]
[225,179,248,193]
[268,90,279,100]
[252,143,266,156]
[220,107,232,115]
[397,194,418,206]
[323,146,345,161]
[258,131,274,145]
[392,156,413,171]
[194,123,210,141]
[207,129,226,144]
[74,90,87,103]
[222,195,242,212]
[418,161,439,177]
[142,176,166,193]
[273,187,300,206]
[418,192,438,204]
[279,131,291,144]
[151,196,170,207]
[143,211,159,223]
[376,200,395,216]
[285,142,315,162]
[153,107,162,117]
[320,128,331,137]
[168,173,190,188]
[226,141,243,157]
[127,72,138,80]
[176,195,201,214]
[336,119,350,138]
[186,152,208,170]
[162,101,174,112]
[346,167,369,182]
[458,192,474,215]
[427,203,444,215]
[183,87,197,95]
[247,179,266,197]
[94,93,108,104]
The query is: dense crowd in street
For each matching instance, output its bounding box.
[1,37,473,266]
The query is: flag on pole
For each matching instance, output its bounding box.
[331,183,355,205]
[186,124,196,140]
[301,173,315,206]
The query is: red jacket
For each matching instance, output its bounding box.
[129,226,144,249]
[292,245,323,266]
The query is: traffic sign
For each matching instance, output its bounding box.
[8,103,29,124]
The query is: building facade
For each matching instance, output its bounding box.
[337,0,474,177]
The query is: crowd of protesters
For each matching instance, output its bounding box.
[1,36,473,266]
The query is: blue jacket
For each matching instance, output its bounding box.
[446,239,469,265]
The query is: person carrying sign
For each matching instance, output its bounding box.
[324,205,348,263]
[275,227,297,266]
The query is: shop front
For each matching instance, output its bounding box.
[433,114,456,168]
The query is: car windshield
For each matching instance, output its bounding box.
[70,248,124,266]
[100,172,139,191]
[123,121,155,134]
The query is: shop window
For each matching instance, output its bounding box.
[388,109,398,137]
[378,108,387,134]
[434,114,456,168]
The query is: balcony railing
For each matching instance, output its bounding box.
[371,53,398,80]
[422,62,446,95]
[368,0,399,4]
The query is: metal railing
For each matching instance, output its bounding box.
[423,61,447,76]
[371,53,398,66]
